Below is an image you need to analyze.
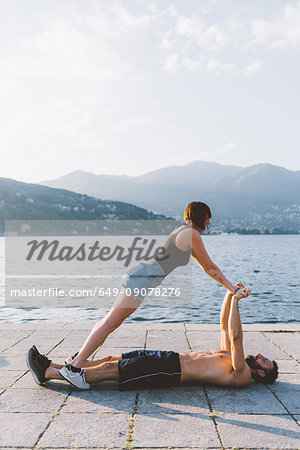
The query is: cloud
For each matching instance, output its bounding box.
[227,16,243,33]
[250,1,300,48]
[243,60,263,77]
[215,141,236,154]
[193,142,236,159]
[0,4,156,174]
[163,55,202,74]
[164,53,180,73]
[200,0,217,15]
[175,15,228,50]
[159,31,175,50]
[182,57,202,73]
[206,59,235,73]
[88,3,152,34]
[115,118,154,132]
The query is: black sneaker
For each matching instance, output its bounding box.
[26,345,52,385]
[65,351,79,364]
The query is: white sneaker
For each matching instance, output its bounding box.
[59,364,90,390]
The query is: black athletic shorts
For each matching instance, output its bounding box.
[118,350,181,391]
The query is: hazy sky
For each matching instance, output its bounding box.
[0,0,300,183]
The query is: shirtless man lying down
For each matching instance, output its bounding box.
[26,286,278,390]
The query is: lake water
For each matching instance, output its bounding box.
[0,235,299,323]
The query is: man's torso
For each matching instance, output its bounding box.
[179,350,251,387]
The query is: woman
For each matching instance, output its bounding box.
[67,201,245,367]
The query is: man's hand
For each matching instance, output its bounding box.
[233,287,251,301]
[228,282,247,297]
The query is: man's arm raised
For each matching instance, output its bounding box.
[220,291,233,350]
[228,290,251,386]
[220,283,246,350]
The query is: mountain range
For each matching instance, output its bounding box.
[40,161,300,231]
[0,177,166,235]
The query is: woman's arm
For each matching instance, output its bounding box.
[191,229,238,294]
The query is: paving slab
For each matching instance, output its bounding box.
[47,344,85,357]
[269,389,300,414]
[12,372,73,391]
[62,389,136,413]
[95,346,145,358]
[273,372,300,388]
[0,331,34,350]
[0,387,69,412]
[185,323,220,331]
[242,332,290,359]
[3,337,60,356]
[103,331,147,348]
[275,359,300,373]
[206,383,287,414]
[58,329,93,344]
[185,331,220,351]
[0,370,24,388]
[122,322,186,331]
[63,321,186,330]
[215,414,300,448]
[1,337,31,352]
[133,413,220,447]
[62,321,98,330]
[0,322,34,329]
[0,411,53,447]
[0,322,65,330]
[38,412,130,448]
[264,332,300,360]
[0,356,28,371]
[31,328,71,338]
[242,323,295,331]
[137,387,210,415]
[0,447,33,450]
[146,330,190,351]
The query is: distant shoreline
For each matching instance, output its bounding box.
[1,230,299,237]
[207,228,300,235]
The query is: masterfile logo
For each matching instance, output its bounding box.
[5,220,192,309]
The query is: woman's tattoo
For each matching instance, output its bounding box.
[212,272,223,283]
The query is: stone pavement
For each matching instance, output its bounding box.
[0,322,299,449]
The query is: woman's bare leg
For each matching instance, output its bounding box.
[71,290,142,367]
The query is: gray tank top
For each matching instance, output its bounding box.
[154,224,192,276]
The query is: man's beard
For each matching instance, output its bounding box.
[245,355,260,369]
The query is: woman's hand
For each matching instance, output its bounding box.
[234,287,251,301]
[228,282,245,295]
[229,282,250,298]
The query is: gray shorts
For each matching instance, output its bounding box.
[121,261,165,301]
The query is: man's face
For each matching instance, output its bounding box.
[246,354,274,371]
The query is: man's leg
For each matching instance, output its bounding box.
[45,359,120,383]
[50,355,122,370]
